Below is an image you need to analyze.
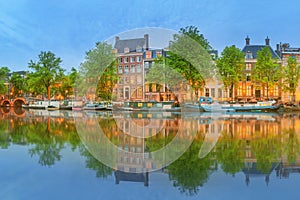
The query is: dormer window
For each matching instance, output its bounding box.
[124,47,129,53]
[136,46,142,52]
[246,51,253,59]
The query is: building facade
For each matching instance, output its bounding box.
[114,34,149,101]
[276,43,300,102]
[237,36,281,102]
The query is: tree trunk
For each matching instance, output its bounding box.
[47,86,51,100]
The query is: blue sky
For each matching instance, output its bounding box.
[1,0,300,72]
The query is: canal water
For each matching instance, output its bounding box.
[1,107,300,200]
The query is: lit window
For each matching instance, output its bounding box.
[146,51,152,59]
[205,88,209,97]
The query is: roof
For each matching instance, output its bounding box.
[242,45,280,59]
[114,38,146,54]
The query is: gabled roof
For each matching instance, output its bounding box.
[114,38,146,54]
[242,45,280,59]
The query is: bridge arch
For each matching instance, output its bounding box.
[0,99,11,107]
[12,98,27,107]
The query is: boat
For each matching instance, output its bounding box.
[22,100,60,110]
[117,101,181,112]
[72,106,83,111]
[83,103,106,111]
[46,105,59,111]
[199,101,282,112]
[283,105,300,112]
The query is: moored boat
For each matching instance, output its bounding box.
[199,101,282,112]
[117,101,181,112]
[46,105,59,111]
[83,103,106,111]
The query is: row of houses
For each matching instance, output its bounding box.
[112,34,300,103]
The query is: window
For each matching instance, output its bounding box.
[218,88,222,98]
[130,65,135,73]
[124,66,129,74]
[118,57,123,63]
[146,51,152,59]
[137,87,143,98]
[119,88,123,98]
[274,86,278,96]
[124,57,129,63]
[246,86,251,96]
[246,51,253,59]
[125,77,130,84]
[205,88,209,97]
[137,56,142,62]
[136,64,141,73]
[144,62,150,70]
[130,57,135,62]
[246,63,251,70]
[118,66,123,74]
[156,51,162,57]
[211,88,215,98]
[246,73,251,81]
[238,86,242,96]
[124,48,129,53]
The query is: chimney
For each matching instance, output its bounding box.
[265,36,270,46]
[245,36,250,45]
[144,34,149,50]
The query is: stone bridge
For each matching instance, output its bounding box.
[0,97,27,107]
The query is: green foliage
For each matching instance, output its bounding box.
[167,141,215,195]
[155,26,214,101]
[216,45,245,99]
[146,56,187,94]
[9,72,27,97]
[0,67,10,95]
[281,56,300,102]
[27,51,64,99]
[78,42,117,101]
[252,47,280,98]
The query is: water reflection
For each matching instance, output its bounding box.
[1,108,300,196]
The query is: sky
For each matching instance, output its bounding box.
[1,0,300,72]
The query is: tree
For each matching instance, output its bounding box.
[9,72,27,97]
[146,56,188,100]
[78,42,117,101]
[166,26,214,101]
[252,47,279,100]
[0,67,10,96]
[281,56,300,102]
[56,68,78,99]
[216,46,245,101]
[28,51,65,100]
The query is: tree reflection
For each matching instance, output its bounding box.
[216,130,245,175]
[167,139,216,196]
[80,146,113,178]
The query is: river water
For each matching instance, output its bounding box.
[1,107,300,200]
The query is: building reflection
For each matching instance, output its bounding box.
[2,108,300,187]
